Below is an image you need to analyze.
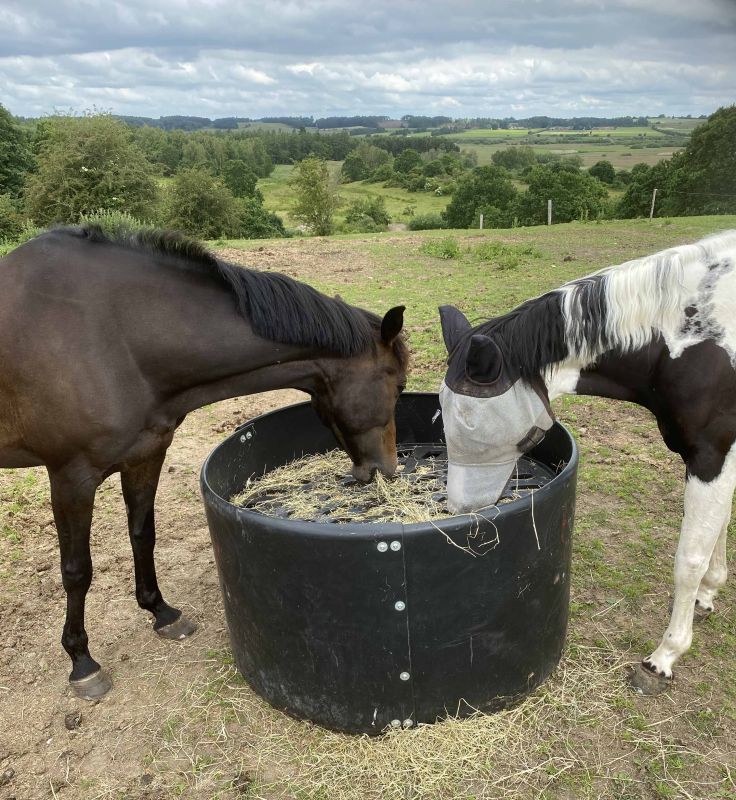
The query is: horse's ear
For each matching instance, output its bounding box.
[439,305,472,353]
[381,305,405,344]
[466,334,502,383]
[334,293,344,302]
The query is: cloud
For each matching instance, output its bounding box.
[0,0,734,118]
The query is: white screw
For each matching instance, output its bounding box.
[390,540,401,551]
[399,671,410,681]
[377,541,388,553]
[394,601,406,611]
[390,719,401,728]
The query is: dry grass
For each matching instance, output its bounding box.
[230,449,449,524]
[146,645,734,800]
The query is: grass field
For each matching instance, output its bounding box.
[449,126,667,140]
[3,216,736,799]
[459,140,683,169]
[259,162,449,227]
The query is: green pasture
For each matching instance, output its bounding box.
[258,162,449,227]
[188,215,736,799]
[459,140,684,169]
[447,126,665,140]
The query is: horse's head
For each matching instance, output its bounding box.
[311,306,407,483]
[438,305,555,514]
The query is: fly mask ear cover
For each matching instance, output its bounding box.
[440,333,555,512]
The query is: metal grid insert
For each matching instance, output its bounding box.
[241,444,560,523]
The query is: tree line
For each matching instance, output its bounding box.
[0,104,733,244]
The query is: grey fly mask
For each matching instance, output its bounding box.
[438,305,555,514]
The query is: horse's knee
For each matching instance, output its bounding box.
[60,559,92,593]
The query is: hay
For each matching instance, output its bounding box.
[230,448,451,524]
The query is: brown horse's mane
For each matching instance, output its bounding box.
[51,225,408,364]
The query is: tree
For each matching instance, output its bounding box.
[24,114,158,225]
[341,142,392,182]
[0,103,32,197]
[164,168,241,239]
[223,160,260,199]
[394,148,423,174]
[615,160,674,218]
[288,156,339,236]
[666,105,736,215]
[443,166,518,228]
[589,160,616,184]
[491,146,537,172]
[515,163,608,225]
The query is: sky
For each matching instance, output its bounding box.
[1,0,735,121]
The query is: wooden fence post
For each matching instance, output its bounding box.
[547,199,552,225]
[649,188,658,220]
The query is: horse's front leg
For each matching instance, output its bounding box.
[121,453,197,640]
[631,457,735,694]
[48,463,111,700]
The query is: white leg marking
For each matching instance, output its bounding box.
[645,447,736,678]
[696,518,729,612]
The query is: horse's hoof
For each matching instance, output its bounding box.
[627,662,672,696]
[155,614,197,641]
[694,599,713,623]
[69,669,112,700]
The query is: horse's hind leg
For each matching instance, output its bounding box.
[121,454,197,640]
[695,518,729,617]
[48,464,112,700]
[631,456,736,694]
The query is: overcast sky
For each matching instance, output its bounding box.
[1,0,735,120]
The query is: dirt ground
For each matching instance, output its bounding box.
[2,225,736,799]
[0,389,306,800]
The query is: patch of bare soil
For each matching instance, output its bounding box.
[0,390,305,800]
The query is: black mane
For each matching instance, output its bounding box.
[473,292,569,380]
[472,274,610,380]
[56,225,399,359]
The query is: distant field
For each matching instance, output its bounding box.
[448,126,665,140]
[459,141,683,169]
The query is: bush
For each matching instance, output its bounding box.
[469,240,541,270]
[24,114,158,226]
[420,237,461,259]
[0,222,42,256]
[236,198,286,239]
[407,213,447,230]
[344,196,391,227]
[164,168,241,239]
[78,208,148,238]
[0,193,26,240]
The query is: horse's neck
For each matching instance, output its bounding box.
[544,342,666,407]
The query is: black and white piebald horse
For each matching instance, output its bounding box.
[438,230,736,694]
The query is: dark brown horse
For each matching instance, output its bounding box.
[0,226,407,699]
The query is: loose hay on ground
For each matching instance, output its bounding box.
[147,645,735,800]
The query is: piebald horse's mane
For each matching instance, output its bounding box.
[474,230,736,379]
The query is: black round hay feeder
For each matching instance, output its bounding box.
[200,393,578,735]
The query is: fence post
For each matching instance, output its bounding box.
[649,188,658,220]
[547,199,552,225]
[479,213,484,230]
